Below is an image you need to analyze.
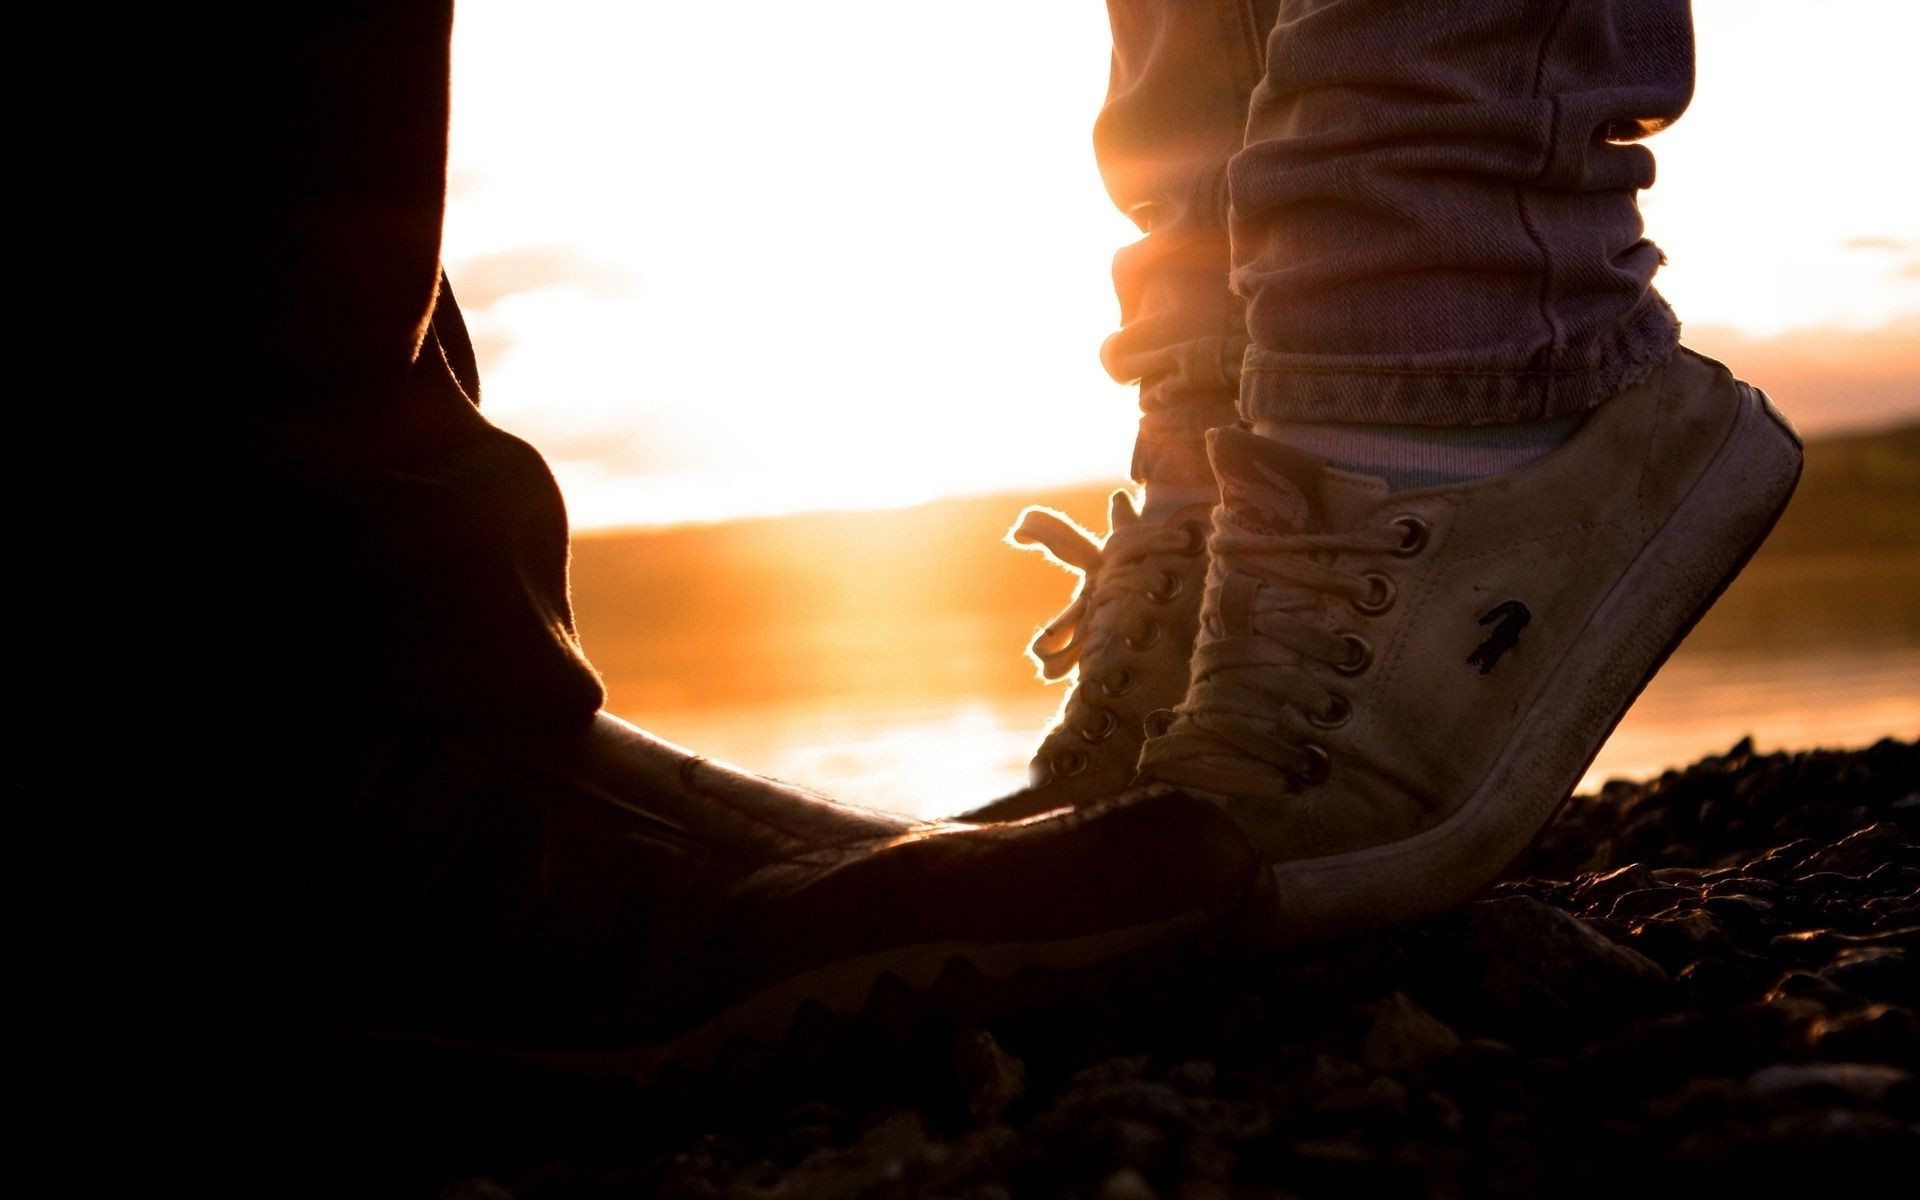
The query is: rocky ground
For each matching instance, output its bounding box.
[432,738,1918,1199]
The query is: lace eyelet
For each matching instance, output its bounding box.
[1079,708,1118,743]
[1124,618,1162,651]
[1101,667,1138,698]
[1294,742,1332,785]
[1146,570,1183,603]
[1144,708,1179,738]
[1177,521,1208,556]
[1390,515,1430,557]
[1351,571,1395,616]
[1055,748,1089,777]
[1333,632,1373,676]
[1308,693,1352,729]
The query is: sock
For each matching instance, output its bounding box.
[1140,479,1219,522]
[1254,413,1585,492]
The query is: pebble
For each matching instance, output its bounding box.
[954,1028,1027,1122]
[1453,896,1668,1039]
[1362,992,1462,1072]
[1098,1168,1157,1200]
[1607,885,1698,920]
[468,739,1920,1200]
[1744,1062,1911,1104]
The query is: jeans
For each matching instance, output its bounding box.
[193,6,605,737]
[1101,0,1696,484]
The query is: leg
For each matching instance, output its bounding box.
[968,1,1279,821]
[1099,0,1280,489]
[1138,0,1804,941]
[112,3,1270,1088]
[1231,0,1693,426]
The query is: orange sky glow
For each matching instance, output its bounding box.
[445,0,1920,531]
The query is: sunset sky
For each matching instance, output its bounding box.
[445,0,1920,531]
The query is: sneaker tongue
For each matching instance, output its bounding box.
[1205,427,1324,535]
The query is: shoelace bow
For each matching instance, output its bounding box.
[1010,495,1205,768]
[1139,514,1413,799]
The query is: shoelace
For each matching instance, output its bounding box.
[1011,493,1207,779]
[1139,511,1429,798]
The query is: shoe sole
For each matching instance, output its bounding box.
[1264,379,1805,946]
[238,883,1258,1106]
[614,900,1231,1081]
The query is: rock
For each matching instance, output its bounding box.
[1660,1116,1762,1171]
[931,1125,1020,1193]
[1651,866,1707,885]
[1362,992,1462,1072]
[1708,875,1779,897]
[1049,1081,1188,1127]
[1746,839,1819,881]
[1674,953,1774,1005]
[1804,823,1913,875]
[652,1133,751,1200]
[1577,864,1659,906]
[1796,871,1879,901]
[1744,1063,1911,1105]
[953,1028,1026,1122]
[1096,1119,1169,1172]
[1765,970,1855,1008]
[1644,1074,1739,1122]
[1165,1061,1217,1095]
[1439,1037,1521,1089]
[1421,1090,1465,1135]
[1809,1005,1920,1068]
[1452,896,1669,1039]
[1066,1056,1152,1091]
[1702,893,1776,923]
[1289,1054,1370,1102]
[1098,1168,1157,1200]
[1030,1080,1185,1180]
[1359,1075,1410,1119]
[1819,947,1916,1003]
[1626,907,1733,969]
[431,739,1920,1200]
[1770,927,1919,962]
[756,1112,933,1199]
[767,1120,838,1164]
[1289,1137,1375,1166]
[1607,885,1698,920]
[1754,1108,1920,1182]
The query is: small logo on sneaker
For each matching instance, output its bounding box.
[1468,600,1531,675]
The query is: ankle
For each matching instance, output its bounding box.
[1139,479,1219,522]
[1253,413,1585,492]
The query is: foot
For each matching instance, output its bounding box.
[962,491,1212,821]
[227,713,1267,1078]
[1139,348,1803,945]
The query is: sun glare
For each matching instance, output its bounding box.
[446,0,1920,531]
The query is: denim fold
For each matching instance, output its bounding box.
[1098,0,1696,446]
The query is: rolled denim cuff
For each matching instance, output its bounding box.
[1239,293,1680,427]
[1112,320,1247,484]
[1132,392,1242,485]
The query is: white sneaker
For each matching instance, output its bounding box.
[964,491,1212,821]
[1139,349,1804,944]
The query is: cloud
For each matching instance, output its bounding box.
[465,330,514,377]
[444,245,635,315]
[1841,236,1909,252]
[446,168,487,203]
[1684,317,1920,436]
